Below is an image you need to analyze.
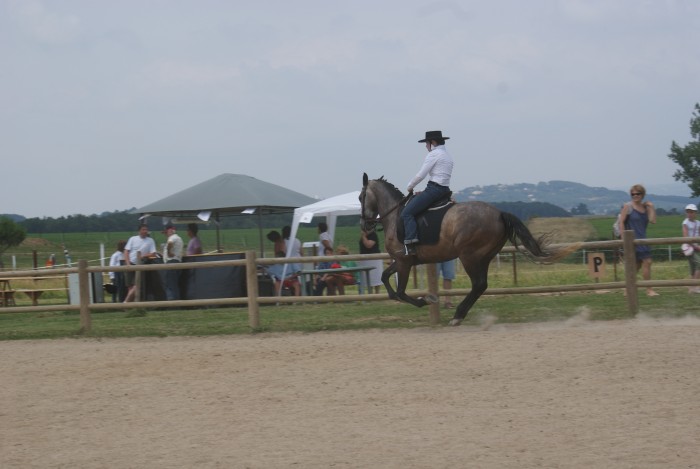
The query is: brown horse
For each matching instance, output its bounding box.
[360,173,580,326]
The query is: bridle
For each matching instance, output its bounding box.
[360,185,411,233]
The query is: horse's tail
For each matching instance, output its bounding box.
[500,212,581,263]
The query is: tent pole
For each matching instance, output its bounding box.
[216,212,222,252]
[258,209,264,257]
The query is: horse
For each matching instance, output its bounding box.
[359,173,580,326]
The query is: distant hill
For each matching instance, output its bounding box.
[0,214,26,222]
[454,180,695,215]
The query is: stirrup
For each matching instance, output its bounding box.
[404,244,417,256]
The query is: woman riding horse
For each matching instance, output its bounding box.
[402,130,454,256]
[360,173,580,326]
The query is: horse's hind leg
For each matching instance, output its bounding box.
[449,260,489,326]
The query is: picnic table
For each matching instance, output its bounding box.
[0,276,67,307]
[0,279,16,307]
[298,266,375,296]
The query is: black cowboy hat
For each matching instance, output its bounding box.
[418,130,450,143]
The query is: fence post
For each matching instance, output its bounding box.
[245,250,260,329]
[512,252,518,286]
[426,263,440,325]
[622,230,639,315]
[135,252,142,302]
[78,259,92,333]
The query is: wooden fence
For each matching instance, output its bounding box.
[3,230,700,333]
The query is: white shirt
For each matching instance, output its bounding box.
[286,237,302,257]
[124,235,156,264]
[317,232,333,256]
[109,250,123,280]
[164,233,184,262]
[407,144,454,191]
[683,218,700,238]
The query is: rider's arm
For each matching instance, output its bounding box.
[407,155,436,192]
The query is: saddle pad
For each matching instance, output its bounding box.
[397,202,455,245]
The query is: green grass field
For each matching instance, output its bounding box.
[587,213,685,240]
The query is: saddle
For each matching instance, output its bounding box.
[397,193,455,245]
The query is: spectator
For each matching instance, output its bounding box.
[186,223,203,255]
[313,246,335,295]
[109,240,127,303]
[620,184,658,296]
[282,225,302,258]
[439,259,456,308]
[163,224,184,301]
[266,251,302,296]
[317,222,333,256]
[266,230,286,257]
[358,228,383,294]
[123,224,158,303]
[681,203,700,293]
[324,245,357,295]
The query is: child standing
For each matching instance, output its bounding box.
[681,203,700,293]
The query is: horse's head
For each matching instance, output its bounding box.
[360,173,379,233]
[360,173,406,232]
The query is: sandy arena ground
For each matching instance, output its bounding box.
[2,314,699,468]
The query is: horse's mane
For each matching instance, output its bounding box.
[374,176,405,200]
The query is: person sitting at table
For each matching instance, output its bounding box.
[313,246,335,296]
[323,245,358,296]
[266,230,286,257]
[266,251,301,296]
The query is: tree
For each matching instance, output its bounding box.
[668,103,700,196]
[570,203,590,215]
[0,217,27,268]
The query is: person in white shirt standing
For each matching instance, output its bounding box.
[317,222,333,256]
[681,204,700,293]
[163,224,184,301]
[108,240,127,303]
[283,225,302,257]
[402,130,454,256]
[123,224,158,303]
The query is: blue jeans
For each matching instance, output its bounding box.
[165,260,181,301]
[401,181,451,243]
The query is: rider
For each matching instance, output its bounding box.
[402,130,454,256]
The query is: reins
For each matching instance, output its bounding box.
[361,190,411,232]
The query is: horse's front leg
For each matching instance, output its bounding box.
[381,261,399,300]
[393,262,435,308]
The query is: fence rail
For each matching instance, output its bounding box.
[3,231,700,332]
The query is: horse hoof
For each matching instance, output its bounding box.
[424,294,438,304]
[448,319,463,326]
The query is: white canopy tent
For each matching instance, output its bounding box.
[284,190,362,260]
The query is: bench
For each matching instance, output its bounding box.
[16,288,68,306]
[0,289,16,307]
[0,279,16,307]
[298,266,375,296]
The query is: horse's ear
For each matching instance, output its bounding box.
[363,173,368,187]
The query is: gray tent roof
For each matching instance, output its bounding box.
[137,173,316,217]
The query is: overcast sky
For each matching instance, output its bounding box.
[2,0,699,218]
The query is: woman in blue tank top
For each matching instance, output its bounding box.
[620,184,658,296]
